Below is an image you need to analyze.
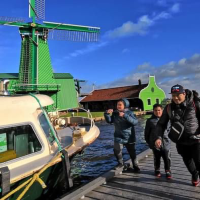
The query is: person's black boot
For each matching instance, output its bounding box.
[133,164,140,172]
[132,159,140,172]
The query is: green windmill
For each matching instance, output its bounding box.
[0,0,100,111]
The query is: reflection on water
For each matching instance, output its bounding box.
[71,115,150,186]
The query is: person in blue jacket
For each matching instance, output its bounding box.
[104,98,140,171]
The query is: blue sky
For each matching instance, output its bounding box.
[0,0,200,96]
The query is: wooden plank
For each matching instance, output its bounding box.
[59,148,152,200]
[83,143,200,200]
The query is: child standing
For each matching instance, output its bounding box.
[145,104,171,178]
[104,98,140,172]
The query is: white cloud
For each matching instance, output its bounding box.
[137,62,154,70]
[170,3,180,13]
[153,11,171,20]
[62,3,181,60]
[64,41,108,59]
[106,16,154,39]
[82,54,200,97]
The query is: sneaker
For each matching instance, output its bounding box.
[192,173,200,187]
[166,170,172,179]
[192,179,199,187]
[115,163,124,170]
[133,165,140,172]
[123,163,130,170]
[155,170,161,177]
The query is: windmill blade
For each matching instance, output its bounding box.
[29,0,45,20]
[0,16,25,22]
[46,29,100,42]
[0,16,25,27]
[42,21,100,42]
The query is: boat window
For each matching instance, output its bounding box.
[156,98,159,104]
[0,125,42,163]
[38,114,55,144]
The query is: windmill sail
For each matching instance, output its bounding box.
[29,0,45,20]
[42,21,100,42]
[0,17,25,26]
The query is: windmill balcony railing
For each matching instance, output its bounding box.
[12,84,61,91]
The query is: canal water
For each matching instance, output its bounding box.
[70,115,150,187]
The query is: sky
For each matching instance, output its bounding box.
[0,0,200,97]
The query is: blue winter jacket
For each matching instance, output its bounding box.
[104,108,138,144]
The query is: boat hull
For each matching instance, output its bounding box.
[9,161,69,200]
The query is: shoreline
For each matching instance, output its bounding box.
[93,110,151,121]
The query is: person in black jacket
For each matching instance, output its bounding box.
[155,84,200,186]
[145,104,171,178]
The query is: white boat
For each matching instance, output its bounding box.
[0,94,100,200]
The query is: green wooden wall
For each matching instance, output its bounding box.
[139,76,166,111]
[50,78,78,111]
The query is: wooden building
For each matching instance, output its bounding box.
[81,76,166,111]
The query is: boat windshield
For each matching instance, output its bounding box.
[39,114,55,144]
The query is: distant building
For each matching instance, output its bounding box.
[139,76,166,110]
[81,76,166,111]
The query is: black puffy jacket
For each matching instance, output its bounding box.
[155,89,200,145]
[145,114,170,150]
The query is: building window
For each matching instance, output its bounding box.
[156,99,159,104]
[147,98,151,105]
[0,124,42,163]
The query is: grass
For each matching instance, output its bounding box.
[61,110,146,118]
[62,112,104,118]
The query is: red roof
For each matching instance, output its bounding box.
[81,84,148,102]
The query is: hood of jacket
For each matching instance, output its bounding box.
[120,98,130,108]
[185,89,194,105]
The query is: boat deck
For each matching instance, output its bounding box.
[57,127,73,148]
[61,143,200,200]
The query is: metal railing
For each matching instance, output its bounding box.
[12,83,61,91]
[68,107,95,129]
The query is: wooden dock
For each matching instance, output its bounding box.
[60,143,200,200]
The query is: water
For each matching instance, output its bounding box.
[71,115,150,186]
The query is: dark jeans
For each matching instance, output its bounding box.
[114,142,137,166]
[153,148,171,171]
[176,143,200,177]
